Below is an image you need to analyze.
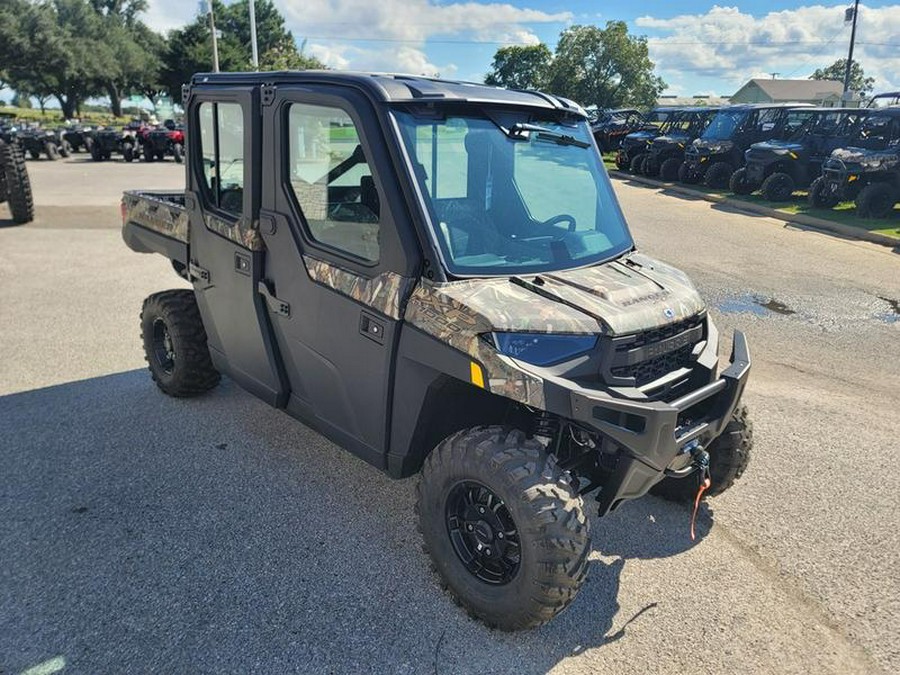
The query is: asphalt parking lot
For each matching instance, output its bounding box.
[1,157,898,674]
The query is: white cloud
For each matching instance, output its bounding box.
[637,4,900,93]
[142,0,569,77]
[280,0,568,74]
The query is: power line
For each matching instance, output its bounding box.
[297,34,897,48]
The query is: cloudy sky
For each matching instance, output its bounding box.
[143,1,900,95]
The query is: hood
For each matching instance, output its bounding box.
[406,252,705,340]
[623,130,657,145]
[652,133,690,148]
[830,146,899,166]
[692,138,734,155]
[751,140,804,154]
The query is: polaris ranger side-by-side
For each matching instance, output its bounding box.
[680,104,814,188]
[123,72,753,630]
[730,107,870,201]
[614,107,685,171]
[591,108,649,153]
[642,107,720,180]
[819,108,900,217]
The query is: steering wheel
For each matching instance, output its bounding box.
[542,213,577,232]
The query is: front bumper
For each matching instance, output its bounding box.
[567,331,750,514]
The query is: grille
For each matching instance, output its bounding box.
[607,315,704,386]
[611,343,695,385]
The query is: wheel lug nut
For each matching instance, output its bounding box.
[497,532,503,539]
[466,524,474,531]
[486,549,491,555]
[479,507,485,514]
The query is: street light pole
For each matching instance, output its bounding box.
[209,3,220,73]
[843,0,860,96]
[249,0,259,71]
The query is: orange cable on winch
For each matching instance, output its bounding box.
[690,477,711,542]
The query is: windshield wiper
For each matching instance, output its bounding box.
[509,122,591,148]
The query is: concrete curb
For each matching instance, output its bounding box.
[608,170,900,249]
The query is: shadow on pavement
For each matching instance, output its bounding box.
[0,371,710,674]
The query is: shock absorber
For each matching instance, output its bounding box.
[532,410,560,441]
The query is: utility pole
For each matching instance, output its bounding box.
[208,2,220,73]
[249,0,259,71]
[843,0,860,96]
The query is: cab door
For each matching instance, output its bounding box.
[257,85,419,466]
[185,86,287,406]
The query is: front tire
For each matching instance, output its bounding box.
[678,161,702,184]
[651,405,753,503]
[703,161,733,189]
[173,143,183,163]
[761,172,795,202]
[729,167,757,195]
[140,290,220,397]
[660,158,682,182]
[417,426,591,631]
[808,176,840,208]
[630,152,648,174]
[0,141,34,224]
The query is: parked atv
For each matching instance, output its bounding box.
[680,104,814,188]
[591,108,649,153]
[0,138,35,223]
[19,126,69,160]
[91,127,124,161]
[615,107,685,171]
[140,120,185,163]
[61,125,95,153]
[818,108,900,217]
[121,121,153,162]
[642,107,720,180]
[123,72,753,631]
[730,108,869,201]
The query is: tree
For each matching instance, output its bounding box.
[546,22,666,109]
[810,59,874,97]
[161,0,325,99]
[484,44,551,90]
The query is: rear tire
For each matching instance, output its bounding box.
[703,161,733,189]
[729,167,757,195]
[856,182,897,219]
[808,176,840,209]
[45,142,59,161]
[140,290,220,397]
[0,141,34,224]
[761,172,795,202]
[59,140,71,158]
[173,143,183,163]
[90,144,102,161]
[660,158,682,182]
[123,144,134,162]
[417,426,590,631]
[651,405,753,503]
[614,152,629,171]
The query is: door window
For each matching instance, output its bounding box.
[197,101,245,215]
[287,104,380,262]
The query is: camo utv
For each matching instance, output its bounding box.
[122,72,753,631]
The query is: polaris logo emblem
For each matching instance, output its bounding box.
[663,307,676,319]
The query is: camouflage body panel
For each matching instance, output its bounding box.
[122,190,189,242]
[404,253,705,408]
[829,147,899,171]
[302,255,414,320]
[204,213,265,251]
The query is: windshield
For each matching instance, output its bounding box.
[394,109,633,276]
[701,109,749,140]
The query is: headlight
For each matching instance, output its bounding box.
[488,333,597,366]
[705,141,733,155]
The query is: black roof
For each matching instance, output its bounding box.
[191,70,586,115]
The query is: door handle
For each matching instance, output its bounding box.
[258,280,290,317]
[359,311,385,345]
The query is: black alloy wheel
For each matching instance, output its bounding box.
[445,481,521,585]
[151,317,176,375]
